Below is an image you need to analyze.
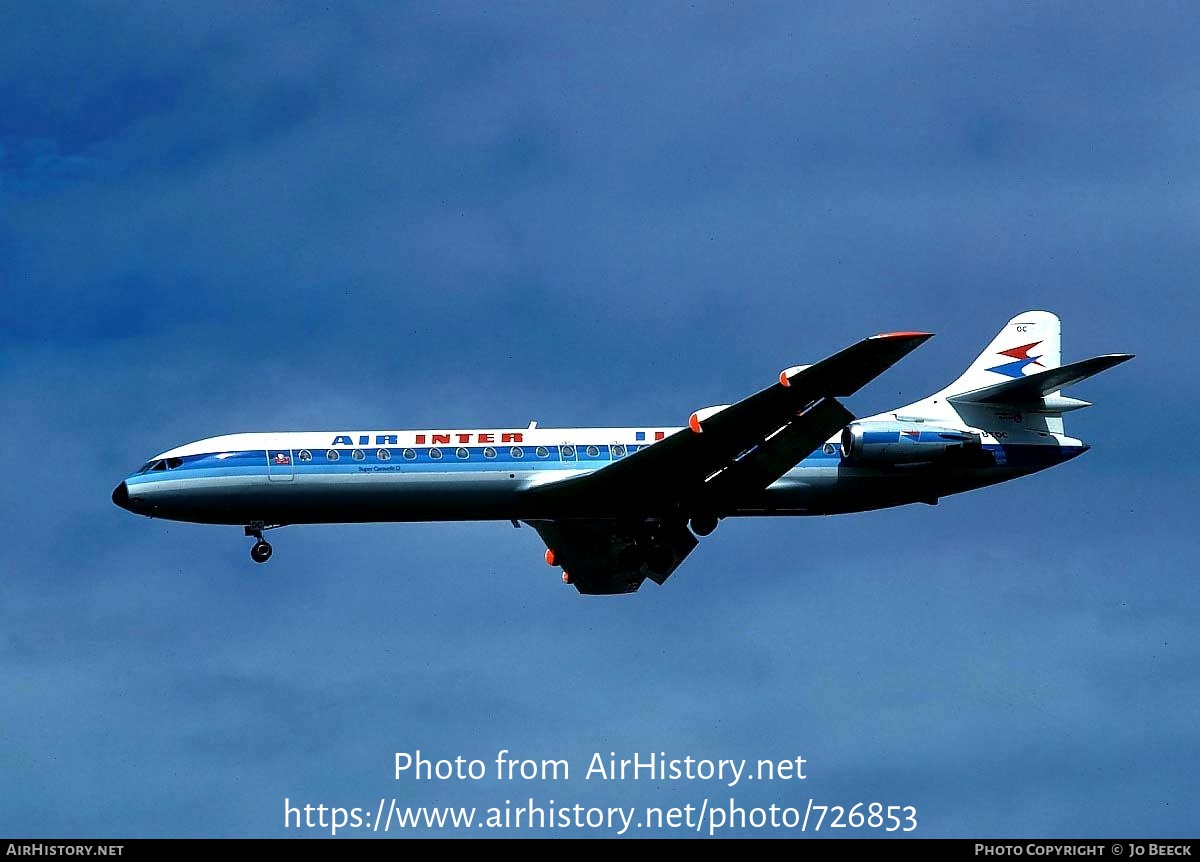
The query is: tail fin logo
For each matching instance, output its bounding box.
[985,341,1044,379]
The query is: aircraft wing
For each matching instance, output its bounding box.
[699,397,854,503]
[524,518,698,595]
[527,331,932,516]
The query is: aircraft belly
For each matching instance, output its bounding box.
[736,465,1013,515]
[131,472,527,525]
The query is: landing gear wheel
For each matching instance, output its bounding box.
[690,513,719,537]
[646,543,675,576]
[617,544,644,571]
[250,541,273,563]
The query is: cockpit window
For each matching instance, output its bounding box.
[137,460,159,474]
[165,457,183,469]
[150,460,167,471]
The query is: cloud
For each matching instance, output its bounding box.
[0,2,1195,837]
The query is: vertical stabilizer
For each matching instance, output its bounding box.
[938,310,1061,398]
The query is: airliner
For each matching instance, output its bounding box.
[112,311,1131,594]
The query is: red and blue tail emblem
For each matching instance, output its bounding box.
[986,341,1044,379]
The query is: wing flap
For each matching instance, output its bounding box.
[525,518,698,595]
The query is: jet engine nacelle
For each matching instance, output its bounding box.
[840,421,982,465]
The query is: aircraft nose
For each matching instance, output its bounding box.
[112,481,131,511]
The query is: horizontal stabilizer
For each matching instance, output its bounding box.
[949,354,1134,406]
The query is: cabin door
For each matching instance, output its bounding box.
[266,449,295,481]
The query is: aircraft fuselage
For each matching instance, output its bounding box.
[113,426,1086,526]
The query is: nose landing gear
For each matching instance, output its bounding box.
[250,540,273,563]
[244,523,280,563]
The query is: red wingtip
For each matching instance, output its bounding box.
[545,549,556,567]
[870,330,933,340]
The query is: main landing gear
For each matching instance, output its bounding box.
[244,523,280,563]
[689,513,719,537]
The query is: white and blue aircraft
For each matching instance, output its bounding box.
[113,311,1130,594]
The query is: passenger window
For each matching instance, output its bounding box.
[585,445,600,457]
[402,448,416,460]
[327,449,340,462]
[377,448,391,461]
[535,446,549,458]
[483,447,497,459]
[611,444,626,458]
[430,448,443,459]
[510,446,524,459]
[352,449,365,461]
[298,449,312,462]
[456,447,469,459]
[561,445,575,458]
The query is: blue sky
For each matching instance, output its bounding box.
[2,3,1196,837]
